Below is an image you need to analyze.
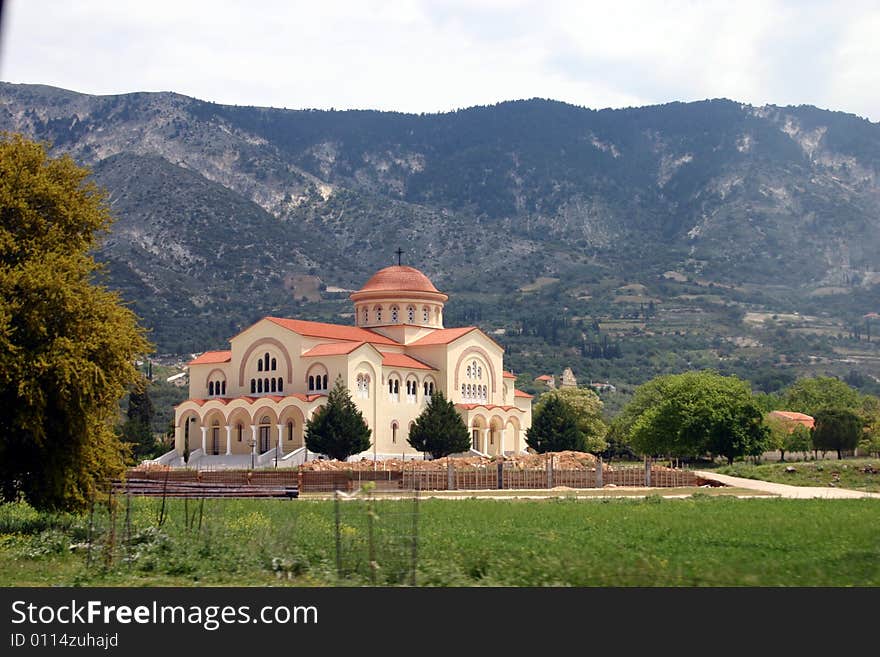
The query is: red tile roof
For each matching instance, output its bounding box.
[514,389,534,398]
[179,393,325,407]
[410,327,479,346]
[503,371,517,379]
[302,342,368,357]
[769,410,815,429]
[456,403,519,412]
[535,375,554,382]
[357,266,441,294]
[188,350,232,365]
[265,317,398,345]
[380,352,436,370]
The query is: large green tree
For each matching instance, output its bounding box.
[812,408,862,460]
[782,377,864,416]
[534,387,608,453]
[304,375,371,461]
[525,394,585,453]
[407,391,471,459]
[625,371,768,464]
[0,134,151,510]
[764,413,812,462]
[120,375,160,461]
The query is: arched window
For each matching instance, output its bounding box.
[277,378,283,393]
[362,308,368,325]
[460,383,466,398]
[251,379,256,394]
[357,374,371,399]
[466,364,471,380]
[375,306,382,323]
[257,360,263,372]
[264,378,269,393]
[264,353,270,371]
[391,422,398,444]
[391,306,399,323]
[308,375,315,391]
[322,374,328,390]
[422,306,429,323]
[407,306,415,323]
[221,381,226,395]
[257,379,263,393]
[287,421,293,443]
[388,377,400,401]
[209,381,214,396]
[271,378,277,393]
[271,358,277,371]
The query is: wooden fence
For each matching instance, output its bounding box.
[124,462,697,495]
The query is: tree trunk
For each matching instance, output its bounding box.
[727,455,734,465]
[837,449,842,460]
[779,450,785,462]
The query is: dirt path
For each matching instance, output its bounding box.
[693,471,880,499]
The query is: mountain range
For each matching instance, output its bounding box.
[3,81,880,393]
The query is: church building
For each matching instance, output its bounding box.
[172,265,532,467]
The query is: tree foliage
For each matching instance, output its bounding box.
[407,391,471,459]
[782,377,864,416]
[624,371,768,463]
[304,375,371,461]
[764,414,812,461]
[0,134,151,510]
[812,408,862,459]
[534,387,608,453]
[120,375,160,461]
[526,394,585,453]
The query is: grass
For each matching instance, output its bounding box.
[717,458,880,493]
[2,495,880,586]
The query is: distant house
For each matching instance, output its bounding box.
[589,381,617,393]
[768,410,815,431]
[166,371,188,387]
[534,374,555,389]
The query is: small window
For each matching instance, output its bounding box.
[271,357,277,371]
[257,360,263,372]
[423,307,429,323]
[236,424,242,442]
[376,307,382,323]
[287,421,293,442]
[209,381,214,396]
[392,423,398,444]
[391,306,399,323]
[251,379,256,394]
[264,378,269,393]
[271,378,277,393]
[309,375,315,391]
[221,381,226,395]
[264,353,270,371]
[322,374,328,390]
[278,378,283,393]
[258,379,263,393]
[407,306,415,323]
[362,308,368,324]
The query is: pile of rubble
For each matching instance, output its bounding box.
[299,450,604,472]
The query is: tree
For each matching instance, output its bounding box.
[534,387,608,453]
[765,414,813,462]
[120,375,160,461]
[525,394,585,453]
[0,134,151,510]
[812,408,862,460]
[407,391,471,459]
[625,371,768,464]
[304,375,371,461]
[782,377,864,416]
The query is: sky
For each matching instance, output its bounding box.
[1,0,879,121]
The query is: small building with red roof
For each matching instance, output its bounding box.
[173,264,532,466]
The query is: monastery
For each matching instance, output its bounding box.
[171,264,532,467]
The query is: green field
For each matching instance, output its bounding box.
[717,458,880,493]
[2,496,879,587]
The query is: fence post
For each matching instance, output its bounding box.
[645,457,652,487]
[497,461,504,490]
[595,457,603,488]
[546,455,554,489]
[447,461,454,491]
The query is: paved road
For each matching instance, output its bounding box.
[693,471,880,499]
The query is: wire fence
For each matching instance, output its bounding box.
[334,487,418,585]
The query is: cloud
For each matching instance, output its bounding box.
[0,0,878,120]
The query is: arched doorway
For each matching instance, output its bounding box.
[258,415,271,454]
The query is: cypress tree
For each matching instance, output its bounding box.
[408,391,471,459]
[525,394,585,453]
[305,375,371,460]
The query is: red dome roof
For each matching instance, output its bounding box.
[357,266,441,294]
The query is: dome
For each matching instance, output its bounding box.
[356,266,441,295]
